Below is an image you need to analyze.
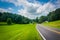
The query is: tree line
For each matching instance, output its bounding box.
[0,8,60,24]
[0,12,32,24]
[35,8,60,23]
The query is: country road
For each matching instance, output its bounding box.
[36,24,60,40]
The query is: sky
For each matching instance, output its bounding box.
[0,0,60,19]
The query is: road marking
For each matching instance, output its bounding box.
[37,24,60,40]
[39,24,60,34]
[36,25,46,40]
[45,27,60,34]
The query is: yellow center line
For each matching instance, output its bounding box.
[46,28,60,34]
[39,24,60,34]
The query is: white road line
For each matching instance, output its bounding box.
[36,24,46,40]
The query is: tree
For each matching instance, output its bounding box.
[0,12,2,22]
[47,8,60,22]
[7,18,12,25]
[0,12,2,16]
[0,12,31,24]
[47,11,56,21]
[55,8,60,20]
[39,16,47,23]
[15,15,23,24]
[35,17,39,23]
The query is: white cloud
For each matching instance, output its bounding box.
[8,7,13,11]
[0,8,8,12]
[0,8,13,13]
[1,0,59,19]
[37,2,55,14]
[17,0,55,19]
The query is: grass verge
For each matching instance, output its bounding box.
[0,23,42,40]
[42,20,60,29]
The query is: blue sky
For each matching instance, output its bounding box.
[0,0,60,19]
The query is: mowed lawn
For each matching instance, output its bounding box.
[0,23,42,40]
[42,20,60,29]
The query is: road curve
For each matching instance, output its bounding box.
[36,24,60,40]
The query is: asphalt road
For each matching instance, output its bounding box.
[36,24,60,40]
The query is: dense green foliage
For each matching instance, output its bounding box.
[0,12,32,24]
[47,8,60,22]
[35,17,39,23]
[47,8,60,21]
[39,16,47,23]
[0,8,60,24]
[35,8,60,23]
[42,20,60,29]
[7,18,12,25]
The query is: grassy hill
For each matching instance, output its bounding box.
[0,23,42,40]
[42,20,60,29]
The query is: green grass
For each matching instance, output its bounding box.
[0,23,42,40]
[42,20,60,29]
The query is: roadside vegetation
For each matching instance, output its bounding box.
[0,8,60,24]
[40,8,60,29]
[42,20,60,29]
[35,8,60,23]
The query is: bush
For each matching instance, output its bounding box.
[7,18,12,25]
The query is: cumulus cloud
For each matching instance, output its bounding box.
[8,8,13,11]
[17,0,55,19]
[0,8,8,12]
[37,2,55,14]
[1,0,59,19]
[0,8,13,13]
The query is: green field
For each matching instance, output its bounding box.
[42,20,60,29]
[0,23,42,40]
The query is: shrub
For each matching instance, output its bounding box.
[7,18,12,25]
